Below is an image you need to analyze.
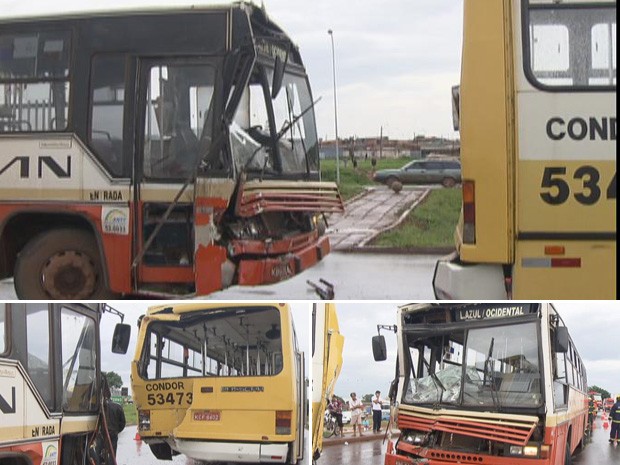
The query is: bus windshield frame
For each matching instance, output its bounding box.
[230,59,319,178]
[401,312,545,412]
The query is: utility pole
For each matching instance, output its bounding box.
[327,29,340,184]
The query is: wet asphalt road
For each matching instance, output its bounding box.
[321,436,386,465]
[0,252,439,299]
[573,415,620,465]
[115,427,309,465]
[319,415,620,465]
[210,252,439,300]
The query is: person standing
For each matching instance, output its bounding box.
[372,390,383,433]
[328,395,344,437]
[588,395,597,433]
[348,392,364,437]
[103,380,126,457]
[610,395,620,444]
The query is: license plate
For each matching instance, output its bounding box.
[193,410,220,421]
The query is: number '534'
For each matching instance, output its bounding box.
[540,166,616,205]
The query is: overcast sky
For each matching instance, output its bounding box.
[334,301,620,401]
[99,301,309,388]
[0,0,463,140]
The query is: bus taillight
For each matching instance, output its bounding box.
[462,180,476,244]
[275,410,292,434]
[139,410,151,431]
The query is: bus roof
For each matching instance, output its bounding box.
[0,1,265,23]
[146,302,288,316]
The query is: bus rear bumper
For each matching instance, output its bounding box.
[237,235,330,285]
[175,439,288,463]
[433,252,507,299]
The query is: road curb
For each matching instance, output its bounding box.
[335,246,455,255]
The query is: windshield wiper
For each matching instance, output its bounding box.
[243,96,322,174]
[276,96,321,141]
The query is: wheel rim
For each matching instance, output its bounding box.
[41,250,97,299]
[443,178,455,187]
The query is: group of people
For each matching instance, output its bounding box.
[327,390,386,437]
[589,394,620,445]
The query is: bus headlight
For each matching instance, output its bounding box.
[509,446,523,455]
[402,432,426,445]
[509,445,538,457]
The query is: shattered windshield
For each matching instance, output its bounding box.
[403,322,543,409]
[230,67,318,175]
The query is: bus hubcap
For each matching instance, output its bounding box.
[42,251,96,299]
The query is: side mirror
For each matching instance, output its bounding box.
[555,327,569,353]
[372,335,387,361]
[271,55,286,99]
[451,85,460,131]
[112,323,131,354]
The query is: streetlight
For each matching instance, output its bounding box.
[327,29,340,184]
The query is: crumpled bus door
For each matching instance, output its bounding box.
[193,176,235,295]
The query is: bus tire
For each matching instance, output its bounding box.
[564,439,572,465]
[15,228,109,299]
[386,176,399,187]
[442,177,457,188]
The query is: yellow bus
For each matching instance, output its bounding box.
[373,302,588,465]
[131,303,305,464]
[0,303,130,465]
[311,303,344,463]
[434,0,616,299]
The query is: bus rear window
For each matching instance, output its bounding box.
[0,30,71,132]
[524,2,616,89]
[140,307,283,379]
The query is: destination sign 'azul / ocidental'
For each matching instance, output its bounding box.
[455,304,532,321]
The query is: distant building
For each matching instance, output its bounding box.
[319,136,459,160]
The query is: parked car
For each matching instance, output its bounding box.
[342,410,352,424]
[372,158,461,187]
[381,406,391,421]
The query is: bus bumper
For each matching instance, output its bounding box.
[432,252,506,299]
[237,235,330,285]
[386,444,552,465]
[175,439,288,463]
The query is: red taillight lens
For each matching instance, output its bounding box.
[462,180,475,244]
[275,410,292,435]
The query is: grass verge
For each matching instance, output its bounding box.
[123,403,138,426]
[371,188,461,248]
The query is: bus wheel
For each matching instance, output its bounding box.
[442,177,456,188]
[15,228,107,299]
[386,176,398,187]
[565,440,572,465]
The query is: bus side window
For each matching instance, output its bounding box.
[26,304,54,409]
[0,31,71,132]
[553,350,568,408]
[89,54,126,176]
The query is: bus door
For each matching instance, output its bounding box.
[294,350,306,462]
[513,1,616,298]
[135,57,224,293]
